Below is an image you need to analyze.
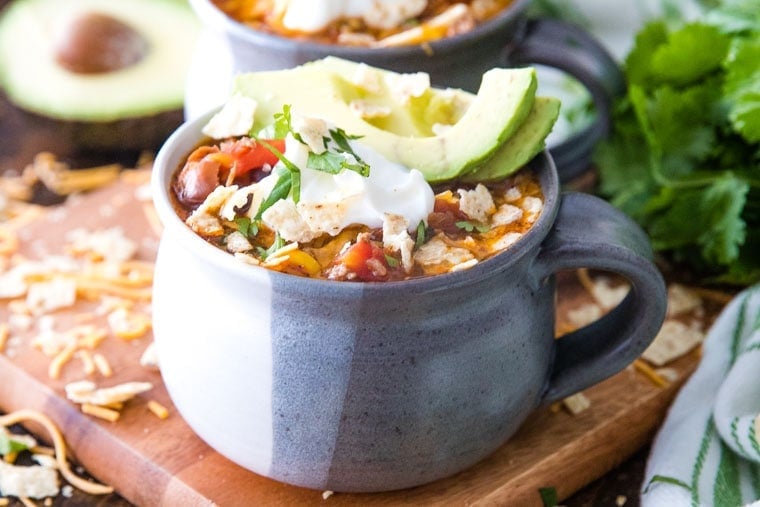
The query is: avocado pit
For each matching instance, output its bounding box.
[55,12,148,74]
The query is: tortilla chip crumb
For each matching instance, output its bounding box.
[666,284,703,317]
[567,303,602,327]
[562,393,591,415]
[322,490,334,500]
[641,320,705,366]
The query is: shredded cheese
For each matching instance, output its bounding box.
[0,323,9,353]
[147,401,169,420]
[76,349,96,376]
[92,354,113,377]
[81,404,120,423]
[48,343,77,379]
[633,359,669,388]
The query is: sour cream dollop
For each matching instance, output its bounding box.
[280,0,427,32]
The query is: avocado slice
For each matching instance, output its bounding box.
[305,56,475,137]
[462,97,561,182]
[234,60,538,182]
[0,0,200,149]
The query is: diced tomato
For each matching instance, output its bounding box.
[225,139,285,174]
[336,236,389,282]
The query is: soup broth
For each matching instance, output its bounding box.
[211,0,515,47]
[171,134,543,282]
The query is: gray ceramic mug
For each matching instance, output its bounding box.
[150,109,666,493]
[188,0,625,180]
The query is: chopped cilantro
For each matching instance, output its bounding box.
[255,171,292,220]
[415,220,427,249]
[255,139,301,204]
[455,221,490,233]
[595,0,760,285]
[325,127,370,177]
[538,486,558,507]
[235,217,258,238]
[257,233,286,260]
[384,254,399,267]
[0,432,30,455]
[271,104,301,141]
[307,151,354,174]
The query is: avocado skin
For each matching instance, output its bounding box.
[12,104,184,152]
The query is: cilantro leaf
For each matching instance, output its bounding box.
[649,23,729,87]
[307,150,369,176]
[256,138,301,204]
[235,217,258,238]
[538,486,558,507]
[321,127,370,177]
[595,8,760,285]
[455,221,490,233]
[704,0,760,34]
[415,220,427,249]
[272,104,301,141]
[255,171,292,220]
[384,254,399,267]
[0,432,30,455]
[723,38,760,143]
[257,233,286,260]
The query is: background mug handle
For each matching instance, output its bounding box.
[504,18,626,181]
[532,192,667,404]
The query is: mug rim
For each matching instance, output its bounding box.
[188,0,532,56]
[151,105,560,293]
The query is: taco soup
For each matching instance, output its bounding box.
[209,0,516,47]
[170,105,543,282]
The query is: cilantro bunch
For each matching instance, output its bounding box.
[595,0,760,285]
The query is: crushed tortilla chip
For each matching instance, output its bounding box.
[641,320,705,366]
[666,284,703,317]
[64,380,152,406]
[562,392,591,415]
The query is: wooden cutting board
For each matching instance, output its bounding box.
[0,172,703,506]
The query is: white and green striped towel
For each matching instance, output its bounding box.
[642,284,760,507]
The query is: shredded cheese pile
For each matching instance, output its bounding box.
[0,158,168,503]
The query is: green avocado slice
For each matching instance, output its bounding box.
[0,0,199,122]
[234,60,538,182]
[462,96,561,182]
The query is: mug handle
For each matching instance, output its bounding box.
[503,18,626,182]
[532,192,667,404]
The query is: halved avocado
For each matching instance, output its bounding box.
[235,60,538,182]
[0,0,200,150]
